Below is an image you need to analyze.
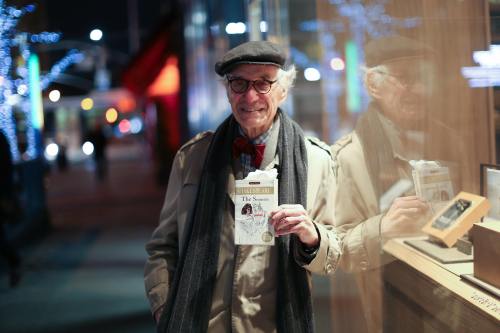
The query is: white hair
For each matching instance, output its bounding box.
[276,65,297,92]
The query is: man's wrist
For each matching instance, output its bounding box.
[301,223,320,253]
[154,306,164,323]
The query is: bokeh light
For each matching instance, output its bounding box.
[129,117,143,134]
[330,57,345,71]
[304,67,321,81]
[48,89,61,102]
[44,143,59,160]
[118,119,131,134]
[81,97,94,110]
[89,29,103,41]
[105,107,118,123]
[82,141,94,155]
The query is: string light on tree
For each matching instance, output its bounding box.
[0,1,83,161]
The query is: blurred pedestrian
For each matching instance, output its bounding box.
[56,142,68,172]
[0,131,22,287]
[88,123,108,181]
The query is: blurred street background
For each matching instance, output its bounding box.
[0,139,165,333]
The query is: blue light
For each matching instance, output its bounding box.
[40,50,83,90]
[381,15,391,24]
[30,32,61,44]
[0,1,81,161]
[290,47,319,69]
[9,8,21,17]
[25,4,35,13]
[299,21,319,32]
[329,0,420,38]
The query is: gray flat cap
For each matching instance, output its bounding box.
[365,35,434,67]
[215,40,286,76]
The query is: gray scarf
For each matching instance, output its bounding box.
[355,104,399,201]
[158,109,314,333]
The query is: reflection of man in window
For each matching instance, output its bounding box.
[331,35,437,333]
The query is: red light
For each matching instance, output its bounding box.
[117,97,136,113]
[118,119,131,133]
[147,56,180,96]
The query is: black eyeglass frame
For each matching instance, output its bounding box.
[226,77,278,94]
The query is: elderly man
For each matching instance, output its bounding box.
[331,36,441,332]
[145,40,342,333]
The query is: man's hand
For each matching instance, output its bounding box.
[154,306,164,324]
[381,196,430,239]
[269,204,319,247]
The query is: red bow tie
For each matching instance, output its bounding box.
[232,136,265,168]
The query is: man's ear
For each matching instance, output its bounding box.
[366,71,382,99]
[277,87,287,104]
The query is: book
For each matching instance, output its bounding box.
[410,160,454,213]
[235,169,278,245]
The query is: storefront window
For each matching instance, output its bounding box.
[265,0,498,332]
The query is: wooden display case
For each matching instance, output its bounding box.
[473,221,500,289]
[422,192,490,247]
[383,238,500,333]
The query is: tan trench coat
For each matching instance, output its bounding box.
[144,130,342,333]
[331,124,414,333]
[331,132,385,333]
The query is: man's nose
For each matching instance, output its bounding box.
[242,85,260,101]
[408,80,430,96]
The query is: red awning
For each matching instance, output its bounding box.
[122,13,181,96]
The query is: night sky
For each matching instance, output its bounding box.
[11,0,173,94]
[42,0,170,56]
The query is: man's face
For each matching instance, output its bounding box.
[226,64,285,139]
[374,58,435,130]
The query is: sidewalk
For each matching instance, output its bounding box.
[0,140,166,333]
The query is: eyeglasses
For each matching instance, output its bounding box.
[376,66,432,90]
[375,71,413,88]
[388,73,421,89]
[227,77,277,94]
